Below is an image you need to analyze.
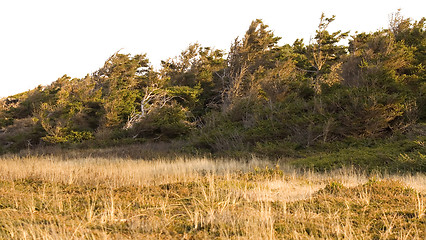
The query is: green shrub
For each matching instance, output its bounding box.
[131,104,191,140]
[254,141,301,158]
[291,137,426,173]
[41,130,94,144]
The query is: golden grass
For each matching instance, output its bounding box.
[0,154,424,239]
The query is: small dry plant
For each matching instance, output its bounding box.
[0,154,424,239]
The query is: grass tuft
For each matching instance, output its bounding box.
[0,154,424,239]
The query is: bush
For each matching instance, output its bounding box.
[0,118,45,151]
[291,137,426,172]
[41,130,95,144]
[322,87,417,138]
[130,104,192,140]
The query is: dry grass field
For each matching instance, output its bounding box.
[0,153,424,239]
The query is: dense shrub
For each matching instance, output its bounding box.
[0,13,424,161]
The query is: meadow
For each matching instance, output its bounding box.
[0,151,424,239]
[0,10,425,240]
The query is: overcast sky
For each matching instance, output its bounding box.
[0,0,424,98]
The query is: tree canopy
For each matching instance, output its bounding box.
[1,12,425,156]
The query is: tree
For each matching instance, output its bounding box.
[221,19,281,110]
[342,12,423,92]
[161,43,225,115]
[33,75,102,143]
[92,52,150,128]
[306,13,348,93]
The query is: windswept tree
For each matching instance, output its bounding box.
[34,75,102,143]
[221,19,281,110]
[304,14,349,93]
[92,52,150,128]
[161,43,225,115]
[1,13,424,153]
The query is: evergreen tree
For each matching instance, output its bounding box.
[222,19,281,110]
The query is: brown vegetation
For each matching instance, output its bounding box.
[0,154,424,239]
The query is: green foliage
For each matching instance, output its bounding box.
[92,53,150,128]
[291,137,426,172]
[221,19,282,109]
[0,118,45,152]
[0,12,425,174]
[191,111,246,153]
[322,87,416,137]
[253,141,300,158]
[304,13,349,92]
[161,43,226,117]
[130,104,191,140]
[166,85,202,110]
[41,130,94,144]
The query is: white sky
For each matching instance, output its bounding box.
[0,0,424,98]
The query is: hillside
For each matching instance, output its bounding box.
[0,12,425,172]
